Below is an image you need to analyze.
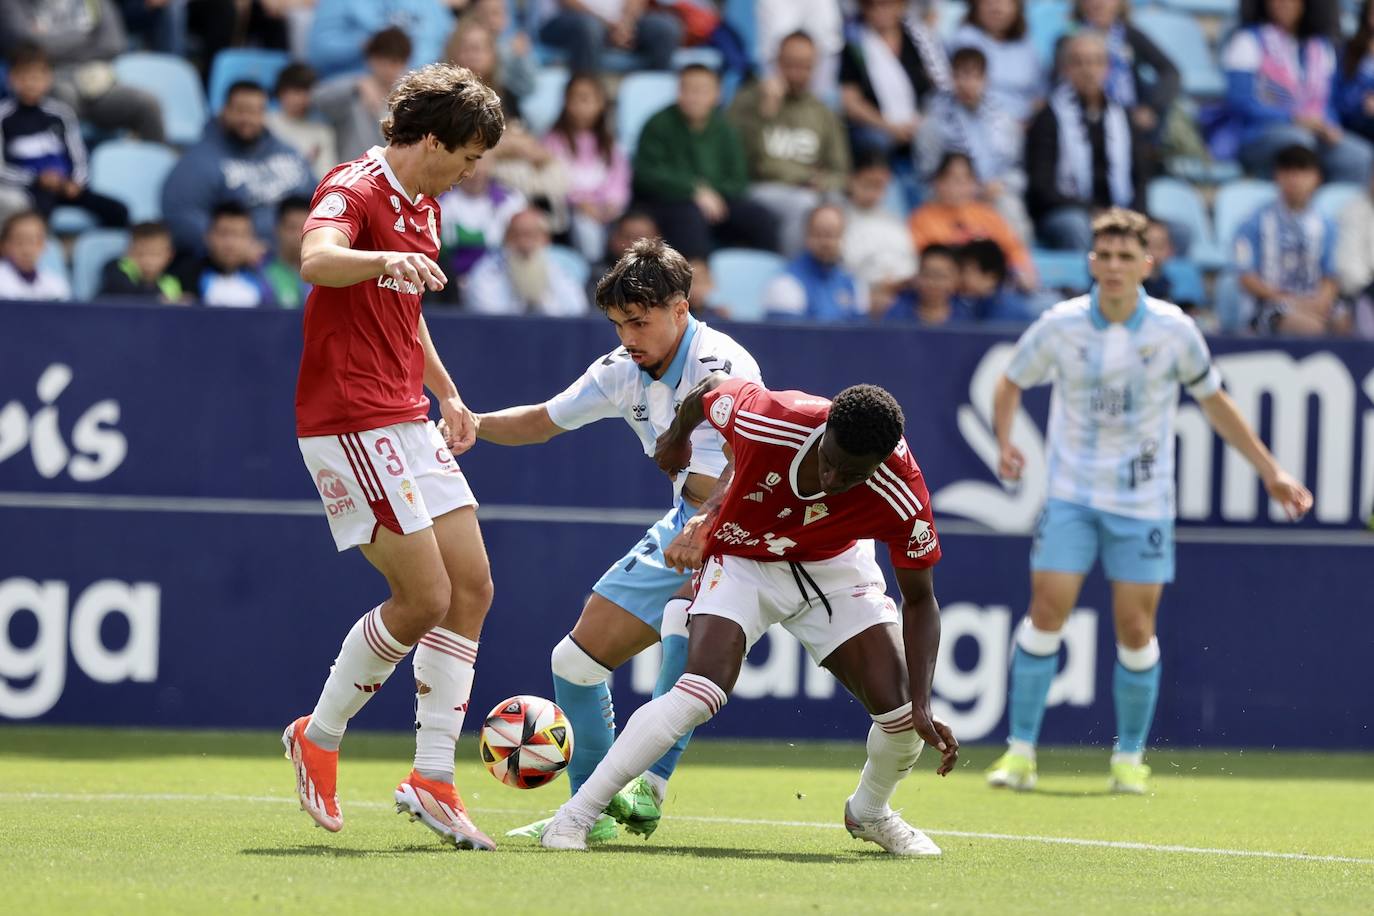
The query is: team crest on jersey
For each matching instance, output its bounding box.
[1138,345,1157,365]
[312,192,346,219]
[766,472,781,486]
[710,394,735,428]
[390,194,401,211]
[632,403,648,421]
[803,503,829,525]
[399,479,419,515]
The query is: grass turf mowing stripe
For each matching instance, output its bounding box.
[4,791,1371,866]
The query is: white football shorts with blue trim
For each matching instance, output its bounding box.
[591,498,694,628]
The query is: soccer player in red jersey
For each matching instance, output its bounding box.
[283,64,505,850]
[540,376,960,855]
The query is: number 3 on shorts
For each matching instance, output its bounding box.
[374,436,404,476]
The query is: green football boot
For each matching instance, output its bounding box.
[985,749,1038,791]
[506,813,619,842]
[1108,761,1152,795]
[605,776,662,838]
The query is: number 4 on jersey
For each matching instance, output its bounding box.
[762,533,796,556]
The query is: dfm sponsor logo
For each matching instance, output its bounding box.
[0,578,159,719]
[936,345,1374,530]
[0,364,127,482]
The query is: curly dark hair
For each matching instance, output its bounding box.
[382,63,505,151]
[594,237,693,312]
[829,385,905,458]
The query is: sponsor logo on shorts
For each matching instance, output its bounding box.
[399,479,420,516]
[710,394,735,428]
[803,503,828,525]
[316,469,357,517]
[434,445,461,474]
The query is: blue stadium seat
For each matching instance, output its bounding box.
[671,47,723,70]
[1031,248,1091,293]
[208,48,290,112]
[1212,269,1247,333]
[1147,176,1225,268]
[1027,0,1071,68]
[616,72,678,154]
[936,1,969,38]
[89,140,179,223]
[72,229,131,301]
[38,234,70,290]
[708,248,787,322]
[113,52,208,145]
[1313,182,1362,223]
[49,206,97,235]
[1132,8,1225,97]
[522,67,569,136]
[547,243,590,289]
[1158,0,1238,15]
[1213,178,1277,254]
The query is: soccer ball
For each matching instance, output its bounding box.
[478,695,574,789]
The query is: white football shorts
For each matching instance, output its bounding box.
[298,419,477,551]
[688,540,899,664]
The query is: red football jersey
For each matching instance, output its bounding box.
[295,148,443,436]
[700,379,941,569]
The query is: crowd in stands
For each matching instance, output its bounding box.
[1,0,1373,339]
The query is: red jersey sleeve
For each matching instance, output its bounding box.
[303,179,372,245]
[877,439,942,570]
[700,377,765,448]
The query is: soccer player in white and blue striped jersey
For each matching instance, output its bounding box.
[986,209,1312,794]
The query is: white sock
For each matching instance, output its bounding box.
[412,627,478,782]
[563,674,725,823]
[848,703,924,822]
[306,606,411,750]
[641,770,668,805]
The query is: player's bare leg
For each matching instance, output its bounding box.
[1107,581,1165,794]
[285,525,450,832]
[395,505,498,849]
[540,615,745,850]
[824,623,942,857]
[989,570,1085,790]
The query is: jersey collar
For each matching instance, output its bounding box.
[367,146,421,206]
[789,422,828,501]
[1089,285,1146,332]
[642,314,698,389]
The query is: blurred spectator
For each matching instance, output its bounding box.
[588,208,658,298]
[762,204,867,322]
[730,31,850,257]
[916,45,1030,243]
[1071,0,1180,144]
[534,0,683,73]
[542,73,630,261]
[315,26,411,162]
[268,62,337,179]
[882,242,959,324]
[1337,0,1374,146]
[117,0,188,56]
[0,209,69,300]
[447,14,521,120]
[0,44,128,228]
[949,0,1045,122]
[841,150,916,315]
[953,238,1032,323]
[1220,0,1373,184]
[263,195,311,308]
[97,220,184,304]
[160,80,315,257]
[307,0,451,78]
[838,0,939,161]
[465,0,536,99]
[910,152,1036,289]
[1235,144,1344,336]
[1143,218,1204,313]
[0,0,165,142]
[686,255,728,320]
[1336,169,1374,329]
[633,64,777,260]
[464,206,590,316]
[756,0,847,100]
[175,200,276,307]
[1025,31,1147,250]
[436,155,527,282]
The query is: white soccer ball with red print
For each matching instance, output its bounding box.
[478,695,574,789]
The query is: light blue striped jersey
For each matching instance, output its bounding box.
[1005,290,1222,519]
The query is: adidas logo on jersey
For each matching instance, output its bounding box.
[746,491,765,502]
[394,214,405,232]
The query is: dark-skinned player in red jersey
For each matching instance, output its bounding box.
[283,64,506,851]
[538,374,959,855]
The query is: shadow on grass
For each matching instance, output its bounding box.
[241,844,446,859]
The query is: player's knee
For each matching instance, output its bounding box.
[404,577,451,630]
[1027,594,1071,632]
[551,634,611,685]
[455,570,494,616]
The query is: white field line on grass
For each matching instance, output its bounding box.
[2,791,1371,866]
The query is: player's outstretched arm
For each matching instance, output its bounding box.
[894,567,958,776]
[1199,390,1314,520]
[474,404,565,446]
[992,374,1026,481]
[654,371,729,476]
[300,227,447,291]
[664,444,734,573]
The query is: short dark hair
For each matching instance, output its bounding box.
[934,151,974,179]
[383,63,505,151]
[950,46,988,73]
[225,79,269,103]
[210,200,252,223]
[851,148,891,174]
[829,385,905,459]
[274,62,317,96]
[968,0,1028,39]
[779,29,814,50]
[1090,207,1150,248]
[1273,143,1321,173]
[1,209,45,242]
[129,221,171,243]
[958,239,1008,284]
[365,25,414,61]
[7,41,48,71]
[277,195,312,222]
[594,238,693,312]
[679,63,719,81]
[919,243,959,266]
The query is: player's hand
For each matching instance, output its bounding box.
[664,514,711,572]
[998,442,1025,481]
[439,397,478,455]
[1264,468,1313,521]
[912,707,959,776]
[383,251,447,293]
[654,429,693,478]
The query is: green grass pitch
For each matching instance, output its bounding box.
[2,727,1371,914]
